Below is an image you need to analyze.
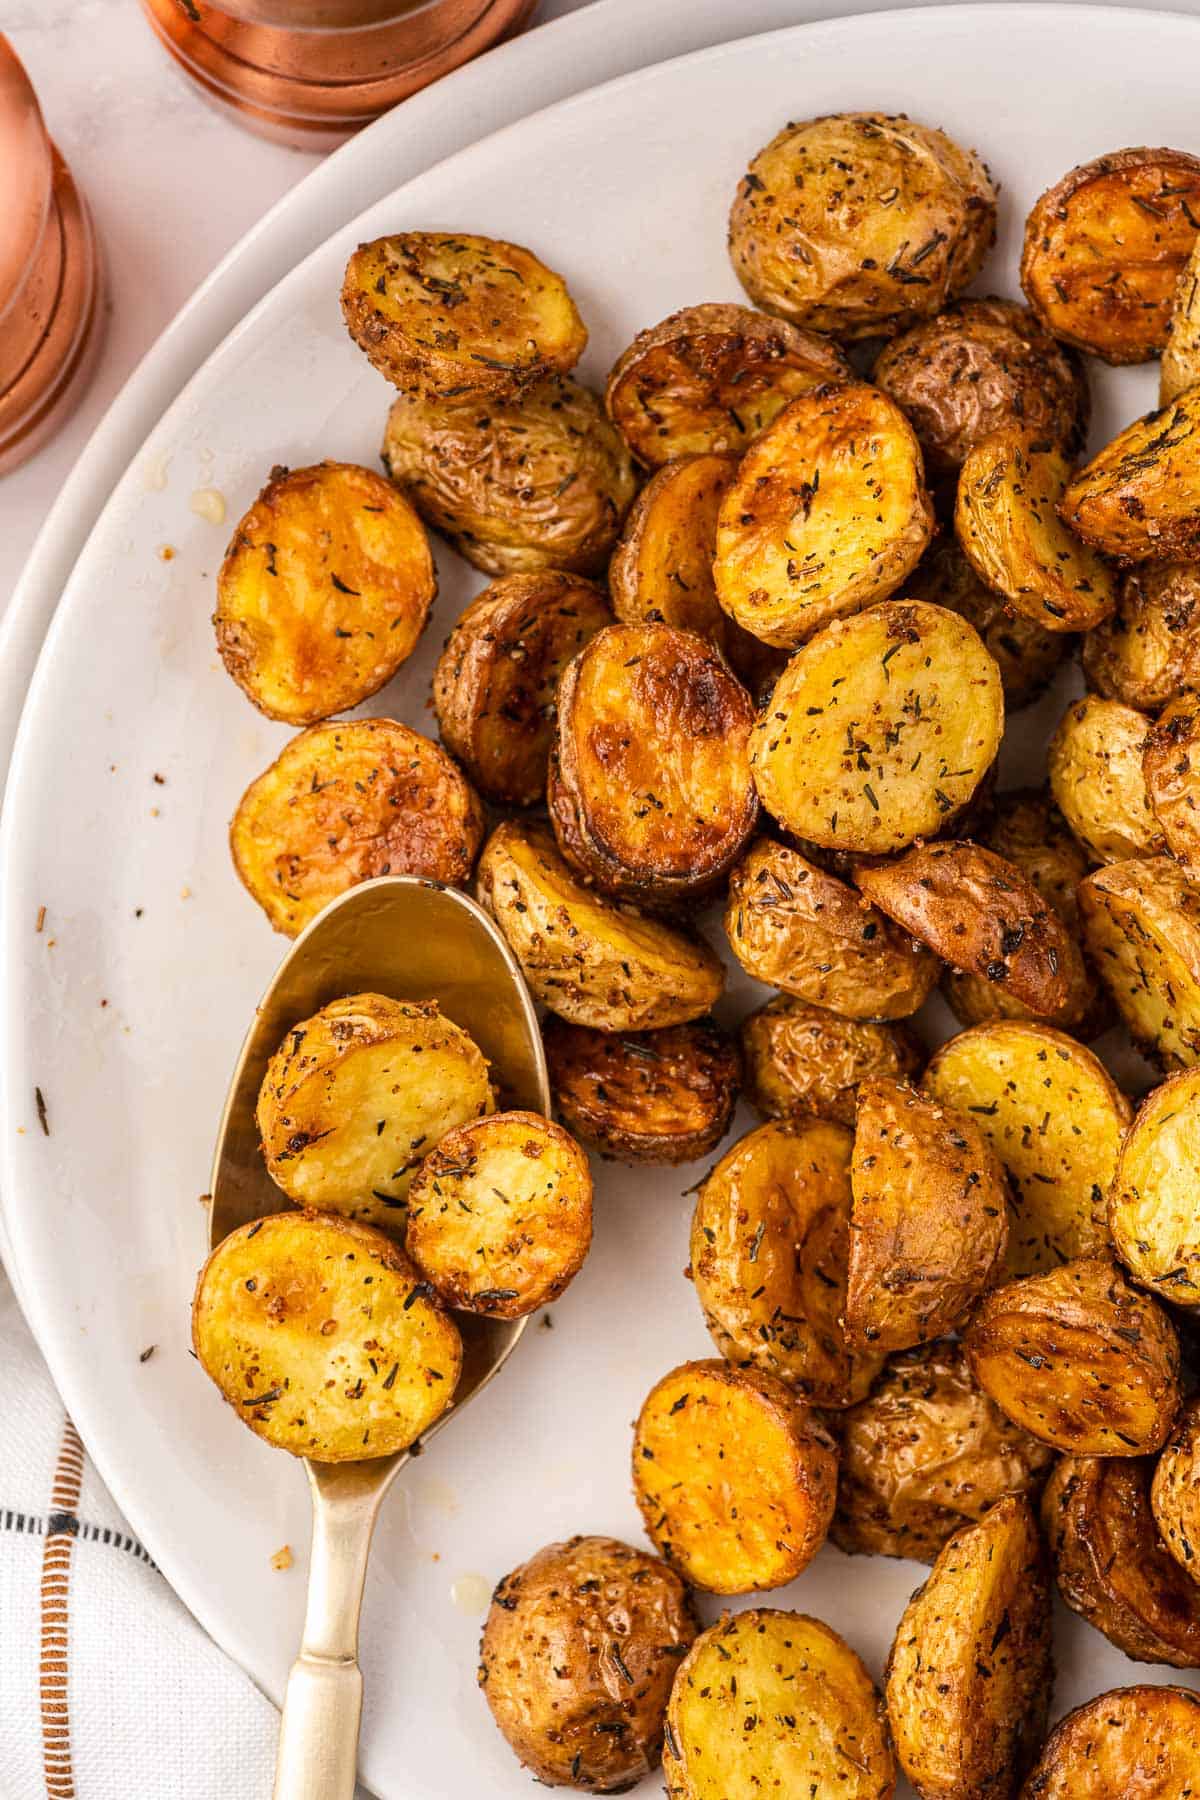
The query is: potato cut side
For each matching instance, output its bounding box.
[341,231,586,396]
[1162,234,1200,404]
[750,600,1003,853]
[1110,1069,1200,1303]
[543,1017,740,1166]
[740,998,924,1128]
[1144,694,1200,880]
[1061,385,1200,563]
[1083,560,1200,712]
[230,718,484,937]
[1080,854,1200,1068]
[713,383,934,648]
[257,993,494,1231]
[1151,1398,1200,1577]
[192,1211,461,1461]
[902,535,1066,710]
[214,461,436,725]
[1021,1685,1200,1798]
[1048,694,1161,864]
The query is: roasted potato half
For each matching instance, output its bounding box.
[664,1609,895,1800]
[604,302,850,468]
[256,993,494,1230]
[1042,1454,1200,1668]
[750,600,1004,854]
[479,1534,697,1793]
[1109,1069,1200,1303]
[230,718,484,937]
[1080,853,1200,1067]
[725,839,938,1022]
[1151,1397,1200,1576]
[1020,1684,1200,1798]
[924,1023,1131,1278]
[1020,147,1200,364]
[192,1211,461,1461]
[902,536,1066,711]
[1048,694,1161,863]
[431,571,612,807]
[712,383,935,648]
[382,377,636,578]
[740,997,924,1127]
[406,1112,591,1318]
[1144,694,1200,879]
[1060,385,1200,564]
[476,821,724,1031]
[632,1359,837,1594]
[1162,234,1200,404]
[832,1338,1054,1563]
[548,623,758,905]
[214,461,436,726]
[690,1117,884,1407]
[542,1016,739,1165]
[964,1254,1181,1455]
[1083,560,1200,711]
[885,1496,1052,1800]
[728,110,996,339]
[955,427,1116,632]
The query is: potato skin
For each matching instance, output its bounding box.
[902,537,1065,711]
[1151,1397,1200,1577]
[964,1254,1181,1455]
[885,1496,1052,1800]
[729,110,996,339]
[478,1534,698,1792]
[1082,560,1200,712]
[1144,694,1200,879]
[1079,853,1200,1068]
[1162,234,1200,404]
[432,572,612,807]
[832,1339,1054,1563]
[740,997,923,1127]
[1109,1068,1200,1304]
[1048,694,1162,863]
[1021,147,1200,364]
[1020,1685,1200,1798]
[1060,385,1200,564]
[542,1017,739,1165]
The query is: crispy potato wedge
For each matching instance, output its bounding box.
[230,718,484,937]
[476,821,723,1031]
[633,1360,836,1594]
[382,377,636,578]
[549,623,758,905]
[725,839,937,1022]
[955,427,1116,632]
[1151,1397,1200,1577]
[214,461,436,725]
[406,1111,591,1317]
[964,1254,1181,1455]
[664,1609,895,1800]
[1109,1069,1200,1303]
[740,997,924,1127]
[1144,694,1200,878]
[257,993,494,1230]
[1084,560,1200,711]
[1042,1454,1200,1667]
[885,1496,1052,1800]
[844,1077,1008,1355]
[1162,235,1200,404]
[1021,147,1200,364]
[431,571,612,807]
[479,1534,697,1792]
[604,303,850,468]
[924,1023,1131,1278]
[728,110,996,339]
[341,231,586,397]
[713,383,935,649]
[1060,385,1200,563]
[1048,694,1161,863]
[192,1210,461,1460]
[750,600,1004,853]
[542,1016,739,1165]
[1079,854,1200,1067]
[902,536,1066,710]
[832,1339,1054,1562]
[690,1117,884,1407]
[1020,1684,1200,1798]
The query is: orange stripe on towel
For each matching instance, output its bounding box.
[39,1419,84,1799]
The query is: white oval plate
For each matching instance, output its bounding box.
[3,9,1197,1795]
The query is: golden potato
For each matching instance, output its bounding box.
[1144,694,1200,878]
[724,838,938,1022]
[955,427,1116,632]
[740,997,923,1127]
[1042,1454,1200,1667]
[1020,1685,1200,1798]
[1060,385,1200,563]
[885,1496,1052,1800]
[690,1117,884,1407]
[964,1254,1181,1455]
[1083,560,1200,711]
[214,461,436,726]
[1020,147,1200,364]
[924,1023,1131,1278]
[230,718,484,937]
[476,821,724,1031]
[542,1017,739,1165]
[256,993,494,1230]
[604,303,850,467]
[381,376,636,578]
[406,1111,591,1317]
[341,231,586,397]
[1151,1397,1200,1576]
[712,383,935,648]
[632,1360,837,1594]
[902,536,1066,710]
[664,1609,895,1800]
[728,110,996,339]
[832,1339,1054,1562]
[1048,694,1162,862]
[1162,234,1200,404]
[548,623,758,905]
[479,1534,697,1792]
[431,571,612,807]
[750,600,1004,854]
[1109,1069,1200,1303]
[1079,853,1200,1067]
[192,1211,461,1461]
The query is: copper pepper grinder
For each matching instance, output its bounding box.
[139,0,540,149]
[0,35,104,477]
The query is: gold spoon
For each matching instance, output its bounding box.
[208,875,548,1800]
